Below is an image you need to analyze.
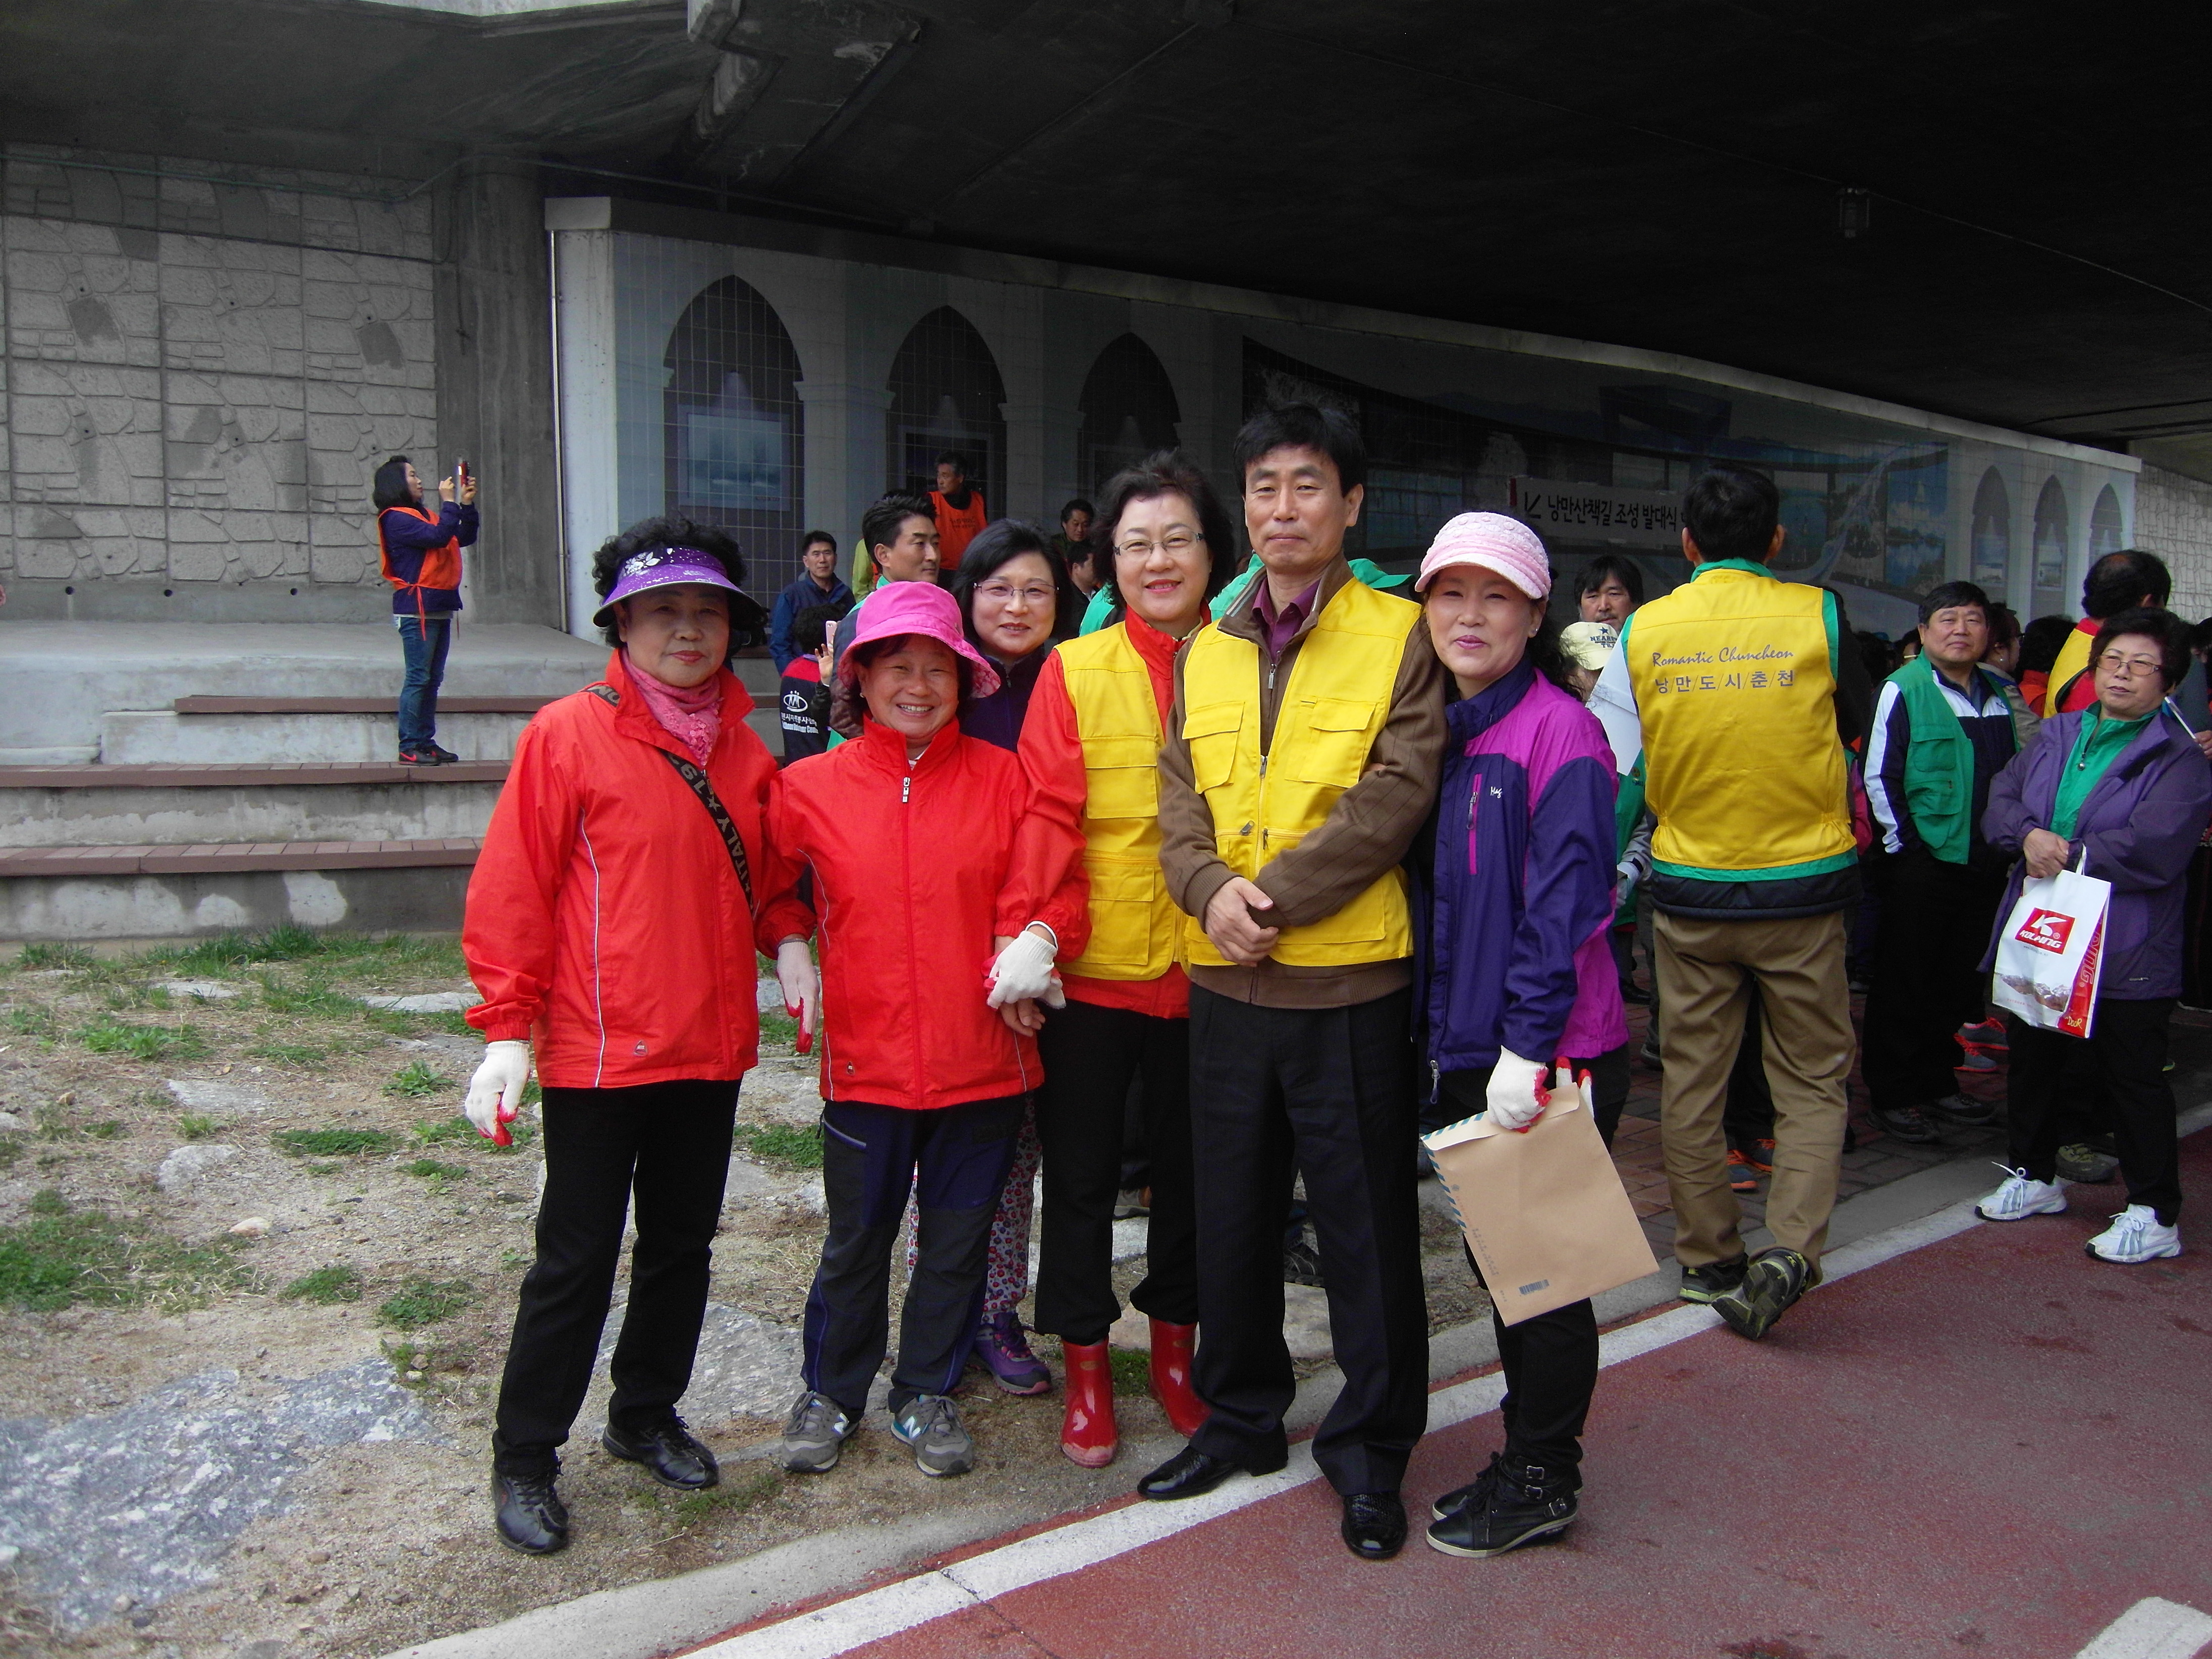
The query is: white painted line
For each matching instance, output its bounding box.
[2072,1597,2212,1659]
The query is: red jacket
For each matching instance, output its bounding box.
[758,717,1088,1110]
[465,652,780,1089]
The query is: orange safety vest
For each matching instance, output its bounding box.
[376,505,463,623]
[931,488,988,573]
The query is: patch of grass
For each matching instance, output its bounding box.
[363,1006,475,1038]
[16,943,94,971]
[273,1127,395,1158]
[4,1005,57,1038]
[246,1038,333,1069]
[759,1009,801,1047]
[148,928,466,980]
[383,1060,449,1099]
[177,1114,220,1141]
[0,1189,246,1312]
[1108,1347,1150,1396]
[280,1263,363,1304]
[402,1157,467,1184]
[499,1247,532,1272]
[254,973,356,1017]
[732,1122,823,1170]
[0,1139,20,1171]
[305,1160,340,1177]
[643,1468,780,1527]
[79,1120,125,1140]
[412,1113,536,1152]
[154,932,259,974]
[76,1015,209,1062]
[377,1276,473,1330]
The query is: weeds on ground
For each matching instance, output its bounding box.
[384,1060,448,1099]
[1109,1347,1150,1395]
[147,928,466,981]
[0,1138,20,1171]
[4,1004,56,1038]
[281,1264,364,1304]
[377,1276,473,1330]
[641,1468,781,1529]
[0,1189,247,1312]
[413,1113,536,1151]
[76,1015,209,1062]
[362,1006,476,1038]
[402,1157,468,1185]
[254,973,356,1017]
[247,1038,334,1068]
[274,1127,395,1157]
[759,1010,800,1048]
[733,1122,823,1170]
[177,1114,220,1141]
[15,943,94,971]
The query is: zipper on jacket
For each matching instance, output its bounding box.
[902,758,925,1104]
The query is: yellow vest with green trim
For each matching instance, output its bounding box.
[1627,563,1854,880]
[1179,577,1415,968]
[1059,624,1184,981]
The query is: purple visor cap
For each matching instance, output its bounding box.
[590,547,745,628]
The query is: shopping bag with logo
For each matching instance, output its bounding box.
[1419,1066,1658,1326]
[1990,859,2110,1038]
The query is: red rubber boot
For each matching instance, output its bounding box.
[1148,1318,1207,1439]
[1060,1341,1118,1468]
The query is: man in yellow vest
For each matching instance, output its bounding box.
[1145,403,1446,1563]
[1588,466,1871,1341]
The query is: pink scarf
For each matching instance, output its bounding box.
[626,656,723,764]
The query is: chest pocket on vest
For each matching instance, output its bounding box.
[1184,703,1244,794]
[1905,737,1960,808]
[1292,697,1382,787]
[1082,734,1160,819]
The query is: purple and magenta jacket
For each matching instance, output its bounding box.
[1980,705,2212,1001]
[1414,658,1629,1084]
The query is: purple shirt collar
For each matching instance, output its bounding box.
[1255,577,1322,659]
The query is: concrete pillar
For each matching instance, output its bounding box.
[433,155,562,627]
[796,379,893,546]
[1006,403,1085,519]
[551,225,620,643]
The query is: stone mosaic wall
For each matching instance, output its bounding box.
[2137,463,2212,624]
[1,145,438,610]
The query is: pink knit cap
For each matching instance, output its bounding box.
[1414,512,1552,599]
[835,580,1002,699]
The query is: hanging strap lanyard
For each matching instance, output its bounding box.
[585,683,755,911]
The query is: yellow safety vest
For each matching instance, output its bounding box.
[1624,560,1855,881]
[1058,624,1184,981]
[1179,577,1415,968]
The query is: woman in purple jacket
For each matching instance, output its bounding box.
[1974,607,2212,1264]
[1409,514,1629,1562]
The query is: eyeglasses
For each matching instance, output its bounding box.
[2097,652,2164,679]
[975,582,1056,606]
[1115,531,1204,559]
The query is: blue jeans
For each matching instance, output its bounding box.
[396,615,452,749]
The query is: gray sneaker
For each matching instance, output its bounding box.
[890,1393,974,1477]
[782,1390,854,1474]
[2056,1142,2121,1184]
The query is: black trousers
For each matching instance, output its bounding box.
[1034,998,1198,1345]
[1862,848,2009,1112]
[2007,999,2183,1224]
[492,1079,739,1477]
[1187,985,1428,1496]
[802,1095,1024,1417]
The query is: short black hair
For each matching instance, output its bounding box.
[1232,401,1367,494]
[2094,606,2191,692]
[2018,614,2075,677]
[1060,497,1093,525]
[371,456,417,512]
[588,516,762,652]
[1986,603,2021,650]
[1917,579,1991,628]
[2082,549,2171,620]
[790,600,847,658]
[950,519,1083,650]
[933,451,969,476]
[801,528,838,555]
[1092,449,1242,619]
[862,492,934,569]
[1573,554,1645,607]
[1682,466,1781,564]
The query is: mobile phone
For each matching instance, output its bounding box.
[456,459,470,494]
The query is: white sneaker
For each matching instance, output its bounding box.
[2085,1203,2182,1264]
[1975,1166,2069,1223]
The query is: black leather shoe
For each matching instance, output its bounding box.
[492,1470,569,1555]
[1341,1491,1406,1560]
[602,1415,720,1490]
[1136,1444,1287,1501]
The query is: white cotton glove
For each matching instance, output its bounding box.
[776,937,819,1055]
[1551,1060,1594,1115]
[986,926,1065,1010]
[464,1040,532,1143]
[1484,1047,1550,1132]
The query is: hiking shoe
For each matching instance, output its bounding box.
[397,746,436,765]
[781,1390,855,1474]
[1927,1092,1999,1129]
[1113,1187,1150,1219]
[1678,1255,1748,1305]
[891,1394,974,1477]
[971,1309,1052,1396]
[1955,1048,2000,1073]
[1869,1102,1943,1144]
[1431,1450,1505,1520]
[2056,1142,2121,1184]
[425,742,461,763]
[1283,1230,1325,1287]
[2086,1204,2182,1264]
[1975,1167,2068,1223]
[1958,1017,2008,1049]
[1726,1148,1759,1193]
[1425,1455,1578,1558]
[1712,1246,1811,1340]
[1639,1038,1663,1070]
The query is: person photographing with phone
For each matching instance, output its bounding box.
[371,454,478,765]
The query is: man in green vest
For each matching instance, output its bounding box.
[1862,580,2018,1144]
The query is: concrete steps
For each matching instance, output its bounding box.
[0,763,506,849]
[99,697,557,765]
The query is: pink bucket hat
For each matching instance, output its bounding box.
[1414,513,1552,599]
[835,580,1002,700]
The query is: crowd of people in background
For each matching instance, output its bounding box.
[448,409,2212,1569]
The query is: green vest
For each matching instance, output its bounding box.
[1889,656,1985,865]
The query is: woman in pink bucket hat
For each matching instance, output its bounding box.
[755,579,1089,1479]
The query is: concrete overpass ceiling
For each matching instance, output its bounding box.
[5,0,2205,449]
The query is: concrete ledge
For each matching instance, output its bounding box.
[0,861,474,939]
[171,696,560,714]
[0,762,508,788]
[0,839,480,878]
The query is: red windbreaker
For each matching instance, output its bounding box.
[465,652,781,1089]
[757,717,1088,1110]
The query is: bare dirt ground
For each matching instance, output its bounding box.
[0,932,1484,1659]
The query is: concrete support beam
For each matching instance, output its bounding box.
[551,223,619,641]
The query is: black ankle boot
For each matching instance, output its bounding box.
[493,1468,570,1555]
[1424,1454,1577,1558]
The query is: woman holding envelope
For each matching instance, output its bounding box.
[1408,514,1629,1560]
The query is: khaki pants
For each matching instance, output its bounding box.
[1654,908,1854,1269]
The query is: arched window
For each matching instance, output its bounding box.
[1076,334,1181,496]
[661,276,805,592]
[1969,468,2011,594]
[2032,476,2070,615]
[2090,483,2125,559]
[884,307,1006,513]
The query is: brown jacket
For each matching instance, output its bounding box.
[1157,557,1447,1008]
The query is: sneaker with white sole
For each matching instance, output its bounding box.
[781,1390,855,1473]
[1975,1167,2069,1223]
[2085,1204,2182,1264]
[890,1393,974,1477]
